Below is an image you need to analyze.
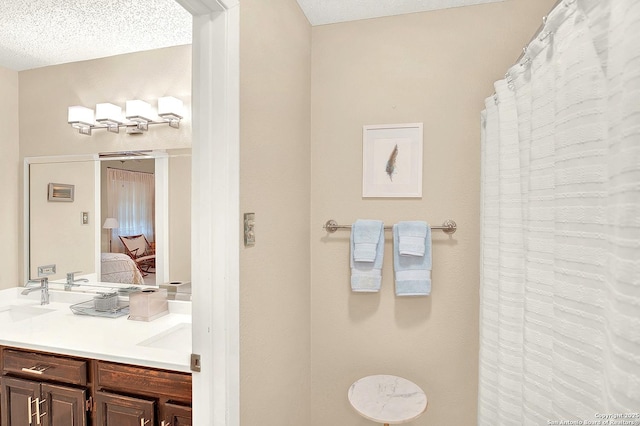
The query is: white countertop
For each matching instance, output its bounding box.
[0,286,192,373]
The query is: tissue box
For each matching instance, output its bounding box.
[128,288,169,321]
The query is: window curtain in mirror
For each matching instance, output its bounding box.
[479,0,640,423]
[106,168,155,253]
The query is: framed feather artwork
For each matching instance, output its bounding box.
[362,123,423,198]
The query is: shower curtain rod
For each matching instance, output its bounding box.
[515,0,564,63]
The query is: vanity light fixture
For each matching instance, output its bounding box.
[125,99,154,133]
[67,97,184,136]
[67,106,95,136]
[157,96,184,129]
[95,103,124,133]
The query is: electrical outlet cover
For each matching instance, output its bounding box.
[37,264,56,276]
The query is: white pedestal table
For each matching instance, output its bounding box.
[348,374,428,425]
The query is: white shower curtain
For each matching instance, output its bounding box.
[479,0,640,424]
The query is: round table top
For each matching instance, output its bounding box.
[347,375,428,424]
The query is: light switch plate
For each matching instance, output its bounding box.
[81,211,89,225]
[244,213,255,247]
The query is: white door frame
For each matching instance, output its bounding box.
[175,1,239,425]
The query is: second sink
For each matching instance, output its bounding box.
[137,323,191,350]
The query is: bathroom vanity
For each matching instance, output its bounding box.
[0,287,192,426]
[1,347,191,425]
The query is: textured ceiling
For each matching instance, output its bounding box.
[1,0,507,71]
[0,0,192,71]
[296,0,507,26]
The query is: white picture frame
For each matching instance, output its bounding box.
[362,123,423,198]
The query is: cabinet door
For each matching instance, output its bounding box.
[160,402,192,426]
[41,383,87,426]
[95,391,155,426]
[1,376,40,426]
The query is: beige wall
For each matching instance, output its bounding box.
[0,66,20,289]
[309,0,556,424]
[239,0,312,424]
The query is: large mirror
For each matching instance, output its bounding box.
[26,149,191,288]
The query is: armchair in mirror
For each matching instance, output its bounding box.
[26,150,191,289]
[119,234,156,277]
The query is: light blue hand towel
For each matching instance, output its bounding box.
[397,221,428,257]
[352,219,384,262]
[393,223,432,296]
[351,220,384,292]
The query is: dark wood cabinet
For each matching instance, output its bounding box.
[160,402,192,426]
[1,376,87,426]
[95,361,192,426]
[1,376,39,425]
[42,383,88,426]
[1,347,90,426]
[2,349,88,387]
[95,391,155,426]
[0,347,192,426]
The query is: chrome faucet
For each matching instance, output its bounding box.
[65,271,89,290]
[22,278,50,305]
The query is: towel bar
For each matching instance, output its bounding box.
[323,219,457,235]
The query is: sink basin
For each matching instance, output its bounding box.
[137,323,191,350]
[0,305,55,323]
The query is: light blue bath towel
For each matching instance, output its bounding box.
[393,223,432,296]
[351,220,384,292]
[352,219,384,262]
[397,221,428,257]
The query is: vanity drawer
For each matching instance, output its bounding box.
[96,360,191,402]
[2,348,88,386]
